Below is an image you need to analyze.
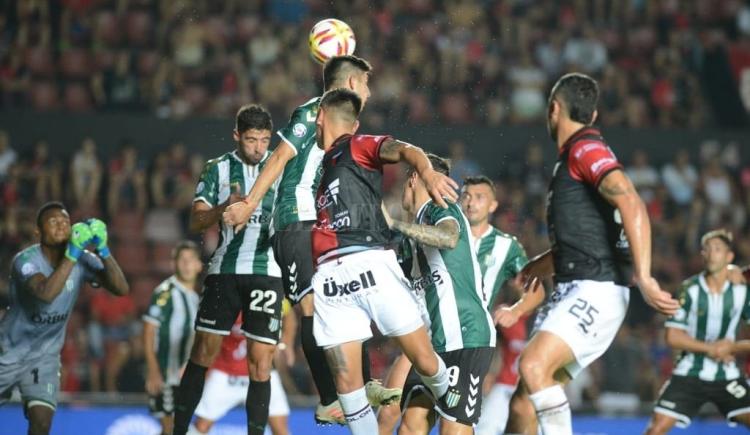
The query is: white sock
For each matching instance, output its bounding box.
[416,354,449,399]
[338,387,378,435]
[186,424,207,435]
[529,385,572,435]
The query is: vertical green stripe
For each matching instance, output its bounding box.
[451,218,490,347]
[252,158,274,275]
[477,233,495,278]
[156,287,174,376]
[220,158,247,273]
[715,285,735,381]
[177,289,192,367]
[688,289,709,377]
[416,247,446,351]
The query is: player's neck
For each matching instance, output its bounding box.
[41,243,65,267]
[703,269,729,293]
[175,276,197,291]
[556,120,587,150]
[470,221,491,239]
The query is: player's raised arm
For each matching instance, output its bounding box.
[494,277,545,328]
[598,169,679,315]
[379,138,459,208]
[222,143,296,231]
[86,218,129,296]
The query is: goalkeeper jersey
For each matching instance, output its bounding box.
[143,276,200,385]
[273,96,325,232]
[194,150,280,276]
[412,200,496,353]
[666,274,750,382]
[472,226,528,309]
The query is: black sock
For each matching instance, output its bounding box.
[172,360,208,435]
[301,316,339,405]
[361,340,371,382]
[246,379,271,435]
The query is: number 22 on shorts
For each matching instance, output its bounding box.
[568,297,600,334]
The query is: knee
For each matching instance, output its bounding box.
[518,354,550,389]
[299,295,314,317]
[247,342,275,381]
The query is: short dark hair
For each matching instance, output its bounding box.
[236,104,273,134]
[36,201,66,228]
[463,175,496,194]
[701,229,733,250]
[320,88,362,122]
[323,55,372,91]
[172,240,201,260]
[407,153,451,177]
[549,73,599,125]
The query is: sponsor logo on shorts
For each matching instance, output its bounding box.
[269,317,280,332]
[322,271,376,297]
[659,399,676,409]
[199,317,217,325]
[465,373,480,417]
[444,387,461,409]
[31,311,68,325]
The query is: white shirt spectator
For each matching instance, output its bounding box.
[662,153,698,205]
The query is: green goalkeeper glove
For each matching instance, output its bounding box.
[86,218,110,258]
[66,222,94,262]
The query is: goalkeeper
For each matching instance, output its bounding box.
[0,202,128,435]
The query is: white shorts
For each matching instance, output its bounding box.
[475,383,515,435]
[312,249,425,348]
[532,280,629,378]
[194,369,289,421]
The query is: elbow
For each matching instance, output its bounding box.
[118,282,131,296]
[444,234,459,250]
[665,329,677,347]
[188,218,204,235]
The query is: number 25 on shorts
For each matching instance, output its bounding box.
[568,298,600,334]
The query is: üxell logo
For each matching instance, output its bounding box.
[322,271,376,296]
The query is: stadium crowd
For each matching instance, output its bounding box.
[0,126,748,414]
[1,0,750,127]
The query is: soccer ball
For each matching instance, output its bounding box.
[308,18,356,64]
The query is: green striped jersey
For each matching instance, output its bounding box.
[412,200,496,353]
[143,276,200,385]
[194,150,281,276]
[472,226,528,309]
[273,96,325,231]
[666,274,750,381]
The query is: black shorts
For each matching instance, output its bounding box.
[401,347,493,426]
[655,375,750,427]
[195,274,283,344]
[272,221,315,304]
[148,385,176,417]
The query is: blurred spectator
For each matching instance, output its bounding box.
[69,137,102,213]
[448,140,480,185]
[0,130,17,181]
[661,149,698,207]
[701,157,743,227]
[562,27,608,73]
[627,149,660,203]
[107,141,147,216]
[88,290,137,392]
[28,139,62,203]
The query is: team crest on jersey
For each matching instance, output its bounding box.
[444,387,461,408]
[21,262,38,277]
[292,123,307,138]
[268,317,280,333]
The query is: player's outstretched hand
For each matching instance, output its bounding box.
[86,218,110,258]
[727,264,747,285]
[493,305,520,328]
[420,168,458,208]
[145,367,164,396]
[223,200,256,232]
[65,222,94,262]
[709,339,736,363]
[636,276,680,316]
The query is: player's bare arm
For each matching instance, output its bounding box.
[390,219,459,250]
[597,169,679,315]
[519,249,554,292]
[379,138,458,207]
[494,277,546,328]
[94,256,129,296]
[143,321,163,395]
[26,263,76,303]
[666,327,733,362]
[223,142,296,231]
[190,183,245,234]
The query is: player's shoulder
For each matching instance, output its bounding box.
[154,277,176,294]
[204,152,233,169]
[12,244,42,276]
[679,274,701,292]
[13,244,41,264]
[491,227,519,243]
[290,96,321,119]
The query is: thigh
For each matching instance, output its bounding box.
[711,377,750,425]
[366,251,425,338]
[195,274,242,335]
[273,221,315,304]
[399,393,435,435]
[534,280,629,378]
[312,266,374,348]
[19,357,60,411]
[653,376,706,428]
[195,370,245,421]
[240,275,284,345]
[0,362,22,405]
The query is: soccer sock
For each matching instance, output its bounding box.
[301,316,339,405]
[361,340,371,382]
[338,387,378,435]
[529,384,572,435]
[172,360,208,435]
[246,379,271,435]
[416,354,449,399]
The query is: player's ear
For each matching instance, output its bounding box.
[489,199,498,214]
[591,109,599,125]
[233,129,240,142]
[728,250,735,264]
[351,120,360,134]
